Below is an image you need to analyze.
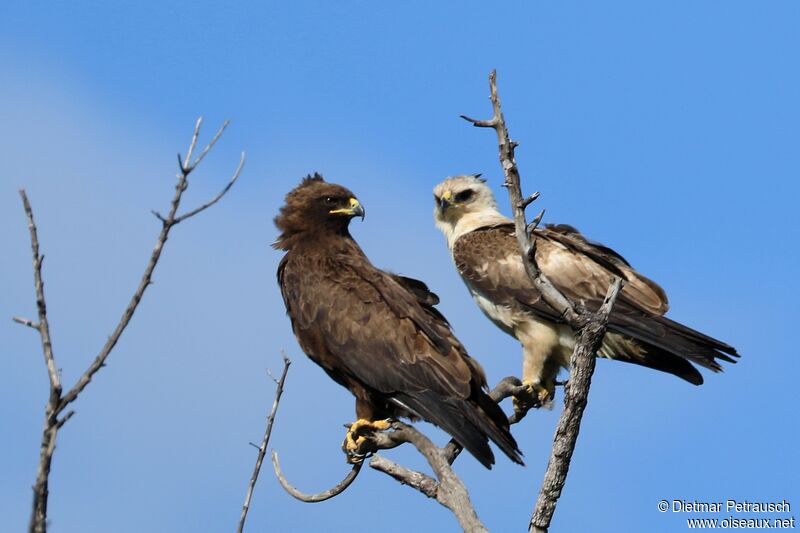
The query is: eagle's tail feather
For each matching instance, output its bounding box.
[609,308,739,380]
[469,386,525,466]
[613,344,705,385]
[395,391,523,469]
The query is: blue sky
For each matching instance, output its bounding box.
[1,1,798,531]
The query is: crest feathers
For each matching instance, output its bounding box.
[300,173,325,187]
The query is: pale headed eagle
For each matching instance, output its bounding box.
[274,174,522,468]
[433,174,738,405]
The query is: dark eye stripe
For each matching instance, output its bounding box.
[455,189,474,203]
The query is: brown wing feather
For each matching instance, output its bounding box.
[453,223,738,380]
[280,254,468,397]
[279,242,522,467]
[540,224,669,315]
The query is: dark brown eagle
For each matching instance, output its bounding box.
[274,174,522,468]
[433,175,739,405]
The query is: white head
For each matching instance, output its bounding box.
[433,175,510,249]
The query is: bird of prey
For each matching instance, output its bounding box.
[274,174,522,468]
[433,174,738,405]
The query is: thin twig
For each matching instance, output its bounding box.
[183,117,203,171]
[16,118,242,533]
[18,191,62,533]
[271,453,363,503]
[13,316,39,329]
[19,192,61,397]
[174,151,245,224]
[238,355,291,532]
[189,119,229,170]
[57,119,240,413]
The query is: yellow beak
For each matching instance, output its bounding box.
[329,197,366,219]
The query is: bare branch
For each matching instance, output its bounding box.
[17,119,242,533]
[189,119,229,171]
[464,69,626,533]
[19,191,61,397]
[238,356,291,532]
[174,151,245,224]
[55,411,74,430]
[461,70,582,327]
[527,209,546,236]
[183,116,203,171]
[369,455,438,499]
[271,452,363,503]
[529,278,623,533]
[13,316,39,329]
[19,191,63,533]
[518,191,541,210]
[273,415,489,531]
[57,119,240,413]
[459,114,498,128]
[336,422,489,531]
[380,423,489,533]
[368,376,529,508]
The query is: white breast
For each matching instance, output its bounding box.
[470,290,521,336]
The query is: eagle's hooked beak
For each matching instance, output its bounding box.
[439,190,453,212]
[330,197,366,220]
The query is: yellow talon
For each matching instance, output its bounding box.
[348,418,391,434]
[513,380,555,414]
[342,418,392,462]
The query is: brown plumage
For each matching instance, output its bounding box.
[434,175,739,399]
[274,174,522,468]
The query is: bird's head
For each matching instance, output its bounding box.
[273,173,365,249]
[433,174,500,229]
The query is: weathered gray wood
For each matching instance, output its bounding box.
[463,70,623,533]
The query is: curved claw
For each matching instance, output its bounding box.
[271,450,363,503]
[510,380,554,422]
[342,419,392,463]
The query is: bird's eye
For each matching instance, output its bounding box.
[455,189,474,203]
[324,196,337,205]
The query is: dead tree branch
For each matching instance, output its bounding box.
[272,415,496,531]
[363,376,529,513]
[369,455,439,499]
[271,453,363,503]
[238,355,291,532]
[530,279,622,532]
[270,375,528,527]
[461,71,583,329]
[15,117,243,533]
[367,423,489,533]
[462,69,624,533]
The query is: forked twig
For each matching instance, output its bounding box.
[16,118,243,533]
